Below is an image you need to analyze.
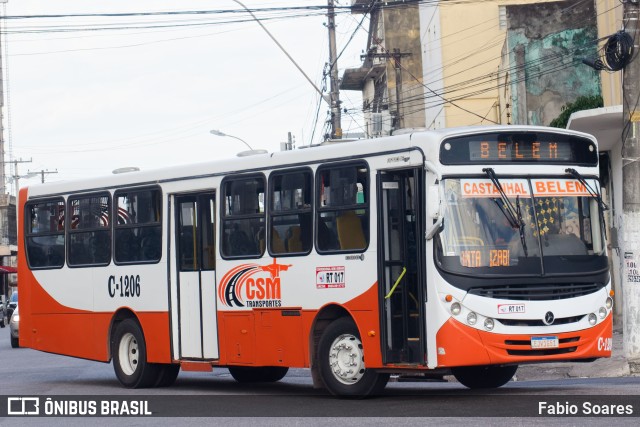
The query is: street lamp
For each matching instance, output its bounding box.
[210,129,254,151]
[8,172,39,197]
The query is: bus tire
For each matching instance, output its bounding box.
[228,366,289,383]
[112,318,158,388]
[154,364,180,387]
[451,364,518,389]
[318,317,389,398]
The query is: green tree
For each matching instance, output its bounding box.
[549,95,603,128]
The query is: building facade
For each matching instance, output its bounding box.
[342,0,603,134]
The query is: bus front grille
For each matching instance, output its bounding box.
[497,315,585,327]
[467,283,604,301]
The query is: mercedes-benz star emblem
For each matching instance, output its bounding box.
[543,311,555,325]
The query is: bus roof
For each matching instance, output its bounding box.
[22,125,597,199]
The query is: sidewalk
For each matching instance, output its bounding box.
[514,327,635,381]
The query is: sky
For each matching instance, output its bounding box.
[0,0,368,189]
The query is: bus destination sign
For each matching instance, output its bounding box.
[439,131,598,166]
[469,140,572,162]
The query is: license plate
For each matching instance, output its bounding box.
[531,336,559,349]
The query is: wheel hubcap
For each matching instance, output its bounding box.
[118,332,139,376]
[328,333,365,385]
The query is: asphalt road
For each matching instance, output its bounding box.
[1,325,639,426]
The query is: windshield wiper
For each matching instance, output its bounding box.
[565,168,608,211]
[514,194,528,257]
[483,168,528,257]
[565,168,608,238]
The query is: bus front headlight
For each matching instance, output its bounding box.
[484,318,494,331]
[598,307,607,319]
[605,297,613,310]
[451,302,461,316]
[467,312,477,325]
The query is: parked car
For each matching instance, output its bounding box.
[7,292,17,321]
[9,305,19,348]
[0,296,6,328]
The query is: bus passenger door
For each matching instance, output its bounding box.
[377,169,426,365]
[172,193,218,360]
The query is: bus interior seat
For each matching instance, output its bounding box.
[336,211,366,250]
[286,226,302,252]
[27,245,46,267]
[317,219,339,251]
[228,224,255,256]
[270,227,285,253]
[92,232,111,263]
[139,227,161,260]
[116,228,138,261]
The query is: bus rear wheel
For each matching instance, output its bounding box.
[451,364,518,389]
[318,317,389,398]
[228,366,289,383]
[112,318,158,388]
[154,364,180,387]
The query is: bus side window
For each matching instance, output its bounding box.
[269,169,313,255]
[114,187,163,264]
[316,162,369,253]
[222,175,265,258]
[67,193,111,267]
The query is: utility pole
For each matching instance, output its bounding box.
[0,0,7,196]
[392,49,407,130]
[28,169,58,184]
[327,0,342,139]
[10,158,32,196]
[622,0,640,373]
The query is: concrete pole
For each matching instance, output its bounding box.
[327,0,342,139]
[622,0,640,373]
[0,3,6,196]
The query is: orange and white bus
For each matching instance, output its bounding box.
[17,125,613,396]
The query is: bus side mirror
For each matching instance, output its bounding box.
[427,185,440,219]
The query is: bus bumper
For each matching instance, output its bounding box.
[435,314,613,367]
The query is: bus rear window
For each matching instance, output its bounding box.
[25,199,65,269]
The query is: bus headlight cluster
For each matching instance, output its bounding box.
[588,313,597,325]
[447,299,494,331]
[606,296,613,310]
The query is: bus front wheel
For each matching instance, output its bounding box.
[318,317,389,398]
[112,318,158,388]
[451,364,518,389]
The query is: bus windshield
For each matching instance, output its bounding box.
[436,177,607,277]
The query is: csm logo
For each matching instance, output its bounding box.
[7,397,40,415]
